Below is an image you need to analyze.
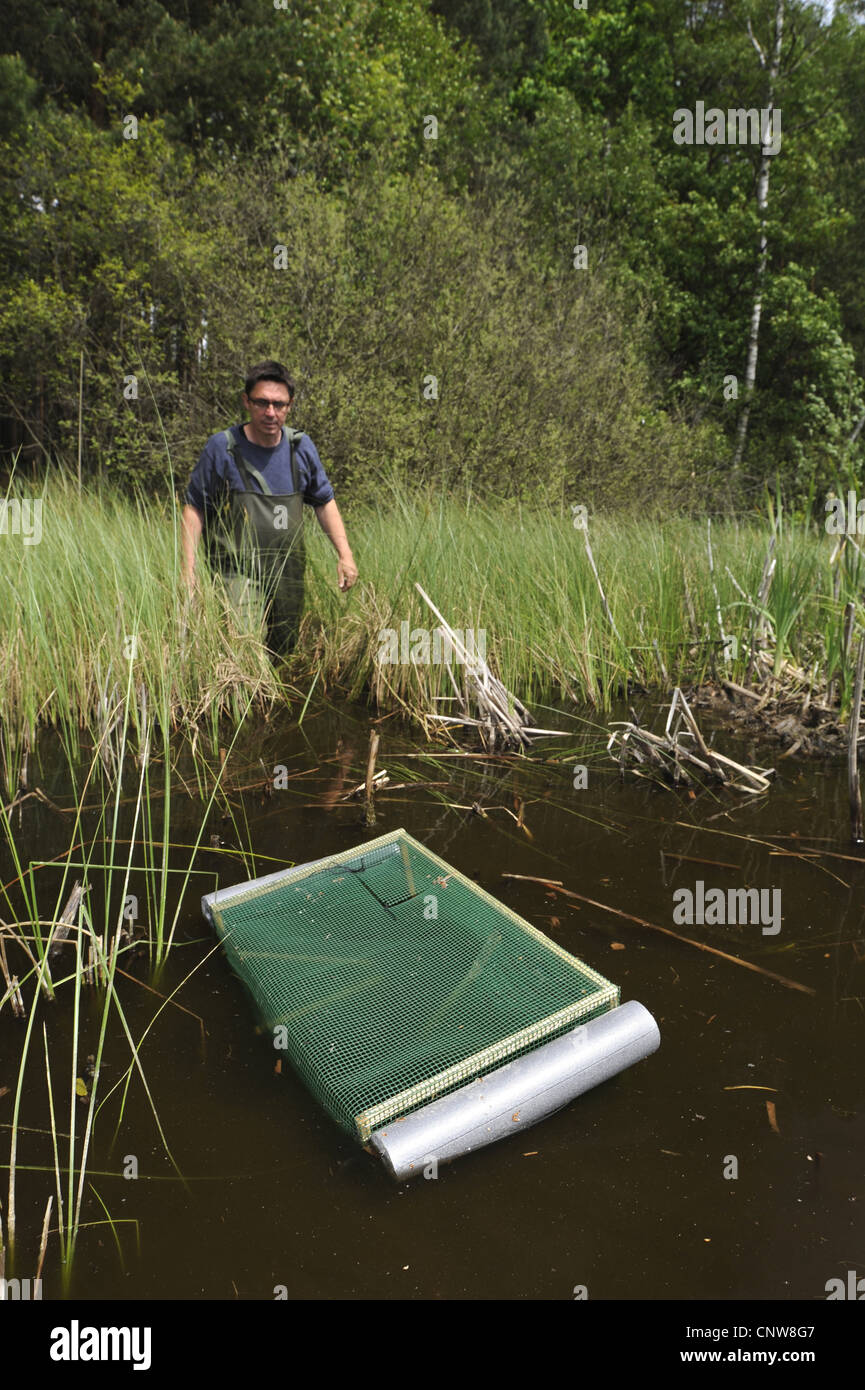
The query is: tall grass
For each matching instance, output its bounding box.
[302,486,859,719]
[1,675,260,1291]
[1,476,861,747]
[0,466,294,1292]
[0,475,281,770]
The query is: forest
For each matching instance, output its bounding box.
[1,0,863,510]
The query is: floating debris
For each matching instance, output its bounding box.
[339,769,390,801]
[607,687,774,794]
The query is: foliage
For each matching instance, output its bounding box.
[0,115,711,501]
[0,0,864,500]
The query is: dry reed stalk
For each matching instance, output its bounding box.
[0,927,25,1016]
[706,518,730,663]
[47,881,84,962]
[365,730,381,827]
[652,639,669,685]
[582,529,624,646]
[609,688,773,793]
[667,687,725,780]
[35,1195,52,1285]
[414,583,549,749]
[413,586,521,741]
[339,769,389,801]
[848,635,865,844]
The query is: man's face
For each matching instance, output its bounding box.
[242,380,292,444]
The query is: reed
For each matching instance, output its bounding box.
[0,474,280,767]
[1,472,860,742]
[0,676,258,1290]
[301,486,860,721]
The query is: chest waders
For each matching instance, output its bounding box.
[209,426,306,657]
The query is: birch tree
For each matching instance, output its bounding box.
[731,0,785,472]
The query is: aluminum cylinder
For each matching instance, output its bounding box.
[369,999,660,1180]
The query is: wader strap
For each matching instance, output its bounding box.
[283,425,302,495]
[222,428,272,495]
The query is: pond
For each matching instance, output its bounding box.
[2,694,863,1303]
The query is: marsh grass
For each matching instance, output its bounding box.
[0,461,280,1289]
[0,474,282,771]
[1,474,860,746]
[302,488,861,721]
[1,676,260,1291]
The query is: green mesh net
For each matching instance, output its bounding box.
[209,829,619,1142]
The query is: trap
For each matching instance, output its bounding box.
[202,828,659,1179]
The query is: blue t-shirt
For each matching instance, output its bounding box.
[185,424,335,517]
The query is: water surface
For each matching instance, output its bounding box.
[3,697,862,1301]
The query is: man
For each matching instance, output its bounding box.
[182,361,357,655]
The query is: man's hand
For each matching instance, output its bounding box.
[337,555,358,591]
[181,505,204,598]
[314,500,357,591]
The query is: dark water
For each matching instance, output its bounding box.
[2,696,863,1302]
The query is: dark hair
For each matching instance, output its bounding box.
[244,360,295,400]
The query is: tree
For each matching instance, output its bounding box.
[731,0,785,472]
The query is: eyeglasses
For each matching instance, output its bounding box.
[249,398,290,412]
